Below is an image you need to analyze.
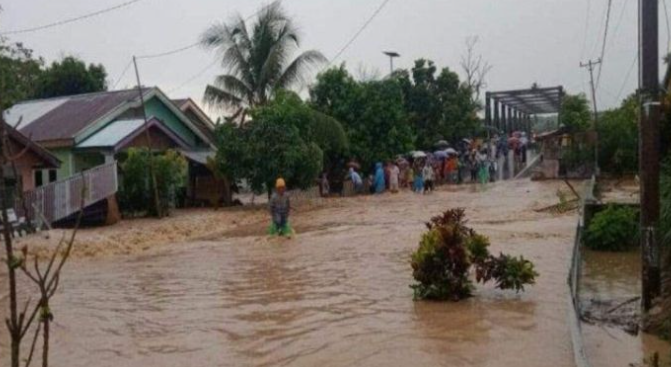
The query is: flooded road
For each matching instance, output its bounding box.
[1,180,578,367]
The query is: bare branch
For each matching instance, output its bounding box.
[24,323,40,367]
[461,36,492,107]
[19,303,40,339]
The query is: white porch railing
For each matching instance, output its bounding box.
[17,161,118,225]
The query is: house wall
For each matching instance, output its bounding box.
[74,152,105,173]
[145,98,201,147]
[121,126,181,151]
[50,148,75,180]
[5,139,56,192]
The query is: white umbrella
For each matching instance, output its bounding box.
[412,151,427,159]
[433,150,449,159]
[434,140,450,149]
[445,148,458,155]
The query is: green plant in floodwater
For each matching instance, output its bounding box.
[583,204,639,252]
[556,189,570,212]
[410,208,538,301]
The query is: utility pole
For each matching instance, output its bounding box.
[580,58,602,175]
[639,0,662,313]
[132,56,163,218]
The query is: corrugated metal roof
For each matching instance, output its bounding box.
[6,89,149,144]
[76,119,145,148]
[180,150,215,165]
[3,98,68,128]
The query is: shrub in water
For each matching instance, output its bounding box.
[411,208,538,301]
[583,204,639,251]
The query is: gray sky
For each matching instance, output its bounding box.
[0,0,658,116]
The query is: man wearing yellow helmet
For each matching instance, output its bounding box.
[269,178,291,235]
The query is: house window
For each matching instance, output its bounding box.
[48,170,57,183]
[34,170,43,187]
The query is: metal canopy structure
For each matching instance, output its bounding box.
[484,86,564,134]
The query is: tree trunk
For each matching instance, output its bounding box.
[42,316,49,367]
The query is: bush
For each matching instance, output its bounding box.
[118,148,187,217]
[583,204,639,251]
[410,208,538,301]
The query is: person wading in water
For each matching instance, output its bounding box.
[269,178,291,236]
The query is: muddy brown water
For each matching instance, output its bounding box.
[581,249,671,367]
[1,181,580,367]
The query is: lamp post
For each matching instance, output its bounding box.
[383,51,400,75]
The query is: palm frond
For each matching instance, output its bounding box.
[213,74,253,101]
[203,84,245,110]
[258,19,300,89]
[276,50,327,90]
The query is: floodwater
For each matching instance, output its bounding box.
[581,249,671,367]
[1,180,579,367]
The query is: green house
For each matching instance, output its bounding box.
[4,87,220,204]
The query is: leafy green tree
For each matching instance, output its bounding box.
[212,91,346,200]
[242,116,323,195]
[598,95,638,174]
[561,93,591,132]
[255,91,348,169]
[310,65,414,169]
[200,1,326,120]
[211,122,249,205]
[33,56,107,99]
[396,59,479,149]
[0,39,43,108]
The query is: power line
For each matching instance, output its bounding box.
[326,0,393,68]
[595,0,613,88]
[615,53,637,102]
[611,0,629,43]
[136,0,282,60]
[112,59,134,90]
[167,60,218,95]
[136,42,200,60]
[157,0,285,94]
[580,0,592,60]
[0,0,144,36]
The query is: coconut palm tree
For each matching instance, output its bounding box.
[200,1,326,121]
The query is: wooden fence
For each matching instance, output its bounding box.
[17,162,118,226]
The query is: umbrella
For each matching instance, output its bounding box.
[434,140,450,149]
[412,151,427,159]
[445,148,458,155]
[433,150,449,159]
[347,161,361,170]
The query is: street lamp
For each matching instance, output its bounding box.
[383,51,400,75]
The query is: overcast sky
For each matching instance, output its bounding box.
[0,0,661,117]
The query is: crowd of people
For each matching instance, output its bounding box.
[276,132,530,236]
[339,132,531,196]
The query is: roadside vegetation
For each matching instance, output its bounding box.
[410,208,537,301]
[583,204,639,252]
[118,148,188,217]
